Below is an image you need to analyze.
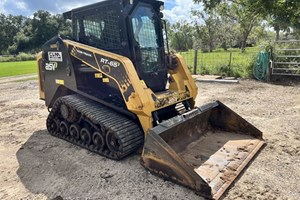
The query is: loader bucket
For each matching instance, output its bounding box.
[141,101,264,200]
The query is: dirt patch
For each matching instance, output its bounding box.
[0,77,299,199]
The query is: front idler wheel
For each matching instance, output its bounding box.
[60,104,78,123]
[80,127,92,145]
[48,118,60,135]
[60,104,70,120]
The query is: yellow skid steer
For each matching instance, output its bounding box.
[37,0,264,199]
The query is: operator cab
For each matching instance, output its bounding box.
[64,0,167,92]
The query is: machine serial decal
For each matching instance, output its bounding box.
[48,52,63,62]
[100,58,120,68]
[45,62,58,71]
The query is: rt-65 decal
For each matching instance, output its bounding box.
[100,58,120,68]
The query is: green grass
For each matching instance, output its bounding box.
[0,61,37,77]
[179,47,259,78]
[0,48,260,78]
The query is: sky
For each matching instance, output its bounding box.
[0,0,203,24]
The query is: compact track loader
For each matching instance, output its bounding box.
[37,0,264,199]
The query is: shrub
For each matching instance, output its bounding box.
[0,53,36,62]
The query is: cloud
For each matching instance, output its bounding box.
[1,0,99,16]
[15,1,27,10]
[0,0,8,14]
[162,0,203,24]
[0,0,203,24]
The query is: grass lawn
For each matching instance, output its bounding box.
[179,47,260,77]
[0,47,260,78]
[0,61,37,77]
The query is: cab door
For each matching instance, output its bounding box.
[129,3,168,92]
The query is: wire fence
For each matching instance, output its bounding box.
[178,48,258,77]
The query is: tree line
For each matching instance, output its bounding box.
[0,0,299,55]
[0,11,71,55]
[169,0,300,52]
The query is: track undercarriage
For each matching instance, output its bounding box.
[46,95,144,160]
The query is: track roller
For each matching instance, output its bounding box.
[70,123,81,140]
[80,127,92,145]
[60,121,70,136]
[93,131,105,150]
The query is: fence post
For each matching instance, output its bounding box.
[193,49,198,74]
[228,48,232,76]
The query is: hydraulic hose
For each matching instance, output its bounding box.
[253,51,270,81]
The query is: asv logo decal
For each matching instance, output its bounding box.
[48,51,63,62]
[45,62,58,71]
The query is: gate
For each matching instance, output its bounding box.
[271,40,300,76]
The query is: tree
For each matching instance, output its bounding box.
[192,11,221,52]
[194,0,300,41]
[192,10,240,51]
[0,14,26,54]
[0,11,71,54]
[193,0,263,52]
[266,1,300,40]
[30,11,71,50]
[216,1,262,52]
[11,11,71,53]
[169,21,194,51]
[217,15,240,50]
[247,24,269,46]
[31,11,59,48]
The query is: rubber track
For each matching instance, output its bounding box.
[46,94,144,160]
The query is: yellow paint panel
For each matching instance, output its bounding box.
[95,73,103,78]
[37,52,45,100]
[140,80,147,88]
[55,79,65,85]
[103,78,110,83]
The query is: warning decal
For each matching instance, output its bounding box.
[48,52,63,62]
